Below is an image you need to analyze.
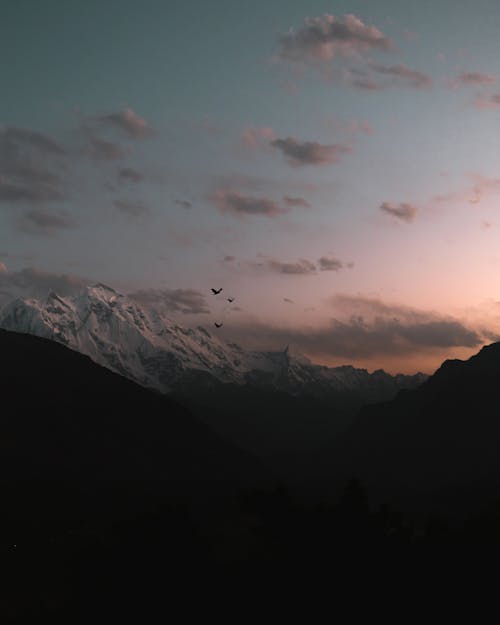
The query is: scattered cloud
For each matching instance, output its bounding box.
[174,199,192,209]
[318,256,343,271]
[380,201,418,223]
[17,209,76,234]
[99,108,151,138]
[271,137,351,166]
[284,298,294,304]
[368,63,432,88]
[474,93,500,109]
[88,136,127,160]
[348,63,432,90]
[451,71,496,87]
[277,14,392,63]
[0,127,66,155]
[223,255,236,262]
[241,126,276,149]
[113,199,150,217]
[0,125,67,204]
[129,288,210,315]
[265,258,317,275]
[0,266,88,305]
[212,189,288,218]
[283,196,311,208]
[118,167,144,183]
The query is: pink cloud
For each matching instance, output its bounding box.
[240,126,277,150]
[278,14,392,63]
[212,189,288,218]
[100,108,151,138]
[271,137,351,166]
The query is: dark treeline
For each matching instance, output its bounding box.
[2,478,500,621]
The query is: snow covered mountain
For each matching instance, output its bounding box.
[0,283,427,395]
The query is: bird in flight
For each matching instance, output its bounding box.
[214,322,223,328]
[227,297,235,303]
[211,288,223,295]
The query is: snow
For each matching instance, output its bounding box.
[0,284,426,394]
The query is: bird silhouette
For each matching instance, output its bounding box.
[211,288,223,295]
[227,297,234,303]
[214,322,223,328]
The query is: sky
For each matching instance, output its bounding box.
[1,0,500,373]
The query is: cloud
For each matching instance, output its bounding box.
[284,298,294,304]
[0,126,67,204]
[475,93,500,109]
[118,167,144,183]
[113,199,150,217]
[222,295,483,362]
[129,288,210,315]
[0,127,66,155]
[248,256,317,275]
[0,262,7,274]
[368,63,432,88]
[99,108,151,138]
[380,201,418,223]
[17,209,76,234]
[318,256,343,271]
[241,126,276,149]
[212,189,288,218]
[174,199,192,209]
[271,137,351,166]
[223,255,236,262]
[278,14,392,63]
[0,266,88,305]
[248,254,348,276]
[451,71,496,87]
[267,258,317,275]
[350,77,384,91]
[283,196,311,208]
[88,137,127,161]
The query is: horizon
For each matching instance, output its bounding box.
[2,0,500,374]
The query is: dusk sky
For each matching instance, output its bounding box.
[2,0,500,373]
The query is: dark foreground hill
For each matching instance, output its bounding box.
[326,341,500,515]
[0,328,267,506]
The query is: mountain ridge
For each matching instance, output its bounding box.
[0,283,427,397]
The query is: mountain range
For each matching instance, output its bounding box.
[0,283,428,461]
[0,282,426,396]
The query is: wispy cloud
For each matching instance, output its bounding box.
[240,126,276,149]
[212,189,288,218]
[283,196,311,208]
[368,63,432,88]
[474,93,500,109]
[88,136,128,160]
[318,256,343,271]
[99,108,152,138]
[271,137,351,166]
[278,14,392,63]
[0,126,67,204]
[174,199,192,209]
[113,199,150,217]
[380,201,418,223]
[118,167,144,183]
[451,71,496,87]
[18,209,76,234]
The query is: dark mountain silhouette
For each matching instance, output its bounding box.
[0,328,267,504]
[326,341,500,514]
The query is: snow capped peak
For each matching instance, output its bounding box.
[0,287,427,396]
